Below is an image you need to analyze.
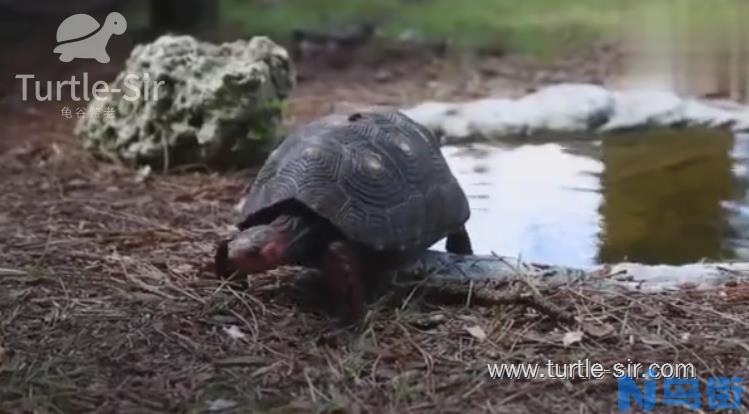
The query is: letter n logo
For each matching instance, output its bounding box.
[618,376,657,412]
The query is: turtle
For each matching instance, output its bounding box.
[215,110,473,322]
[54,12,127,63]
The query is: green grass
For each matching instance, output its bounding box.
[220,0,749,57]
[220,0,628,57]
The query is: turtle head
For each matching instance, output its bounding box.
[104,12,127,36]
[221,225,285,276]
[215,215,312,277]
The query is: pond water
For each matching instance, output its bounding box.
[441,129,749,267]
[435,2,749,267]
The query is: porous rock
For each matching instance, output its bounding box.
[76,35,294,168]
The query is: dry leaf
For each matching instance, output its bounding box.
[172,263,195,275]
[410,313,446,329]
[134,165,152,183]
[223,325,246,340]
[562,331,584,346]
[464,325,487,342]
[583,323,615,338]
[0,268,27,276]
[640,335,668,346]
[207,399,237,411]
[233,198,246,213]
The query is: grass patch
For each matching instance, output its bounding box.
[220,0,749,58]
[220,0,628,57]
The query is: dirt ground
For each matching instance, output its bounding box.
[1,45,748,413]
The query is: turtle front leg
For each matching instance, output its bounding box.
[214,239,231,277]
[446,225,473,255]
[322,240,366,324]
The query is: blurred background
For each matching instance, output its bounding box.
[2,0,749,99]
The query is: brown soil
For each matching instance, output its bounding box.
[1,46,747,413]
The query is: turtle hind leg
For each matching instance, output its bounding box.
[322,240,367,324]
[446,226,473,255]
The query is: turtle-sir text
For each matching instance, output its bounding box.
[15,72,164,102]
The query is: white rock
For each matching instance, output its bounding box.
[402,101,458,135]
[77,35,295,168]
[519,84,613,134]
[402,83,749,143]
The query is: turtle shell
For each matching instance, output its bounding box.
[238,110,470,251]
[56,14,100,43]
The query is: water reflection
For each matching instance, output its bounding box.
[438,1,749,265]
[443,142,602,267]
[441,130,748,266]
[598,129,739,264]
